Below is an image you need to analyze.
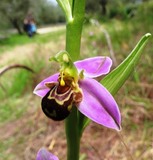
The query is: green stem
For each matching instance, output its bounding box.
[65,107,80,160]
[66,0,86,61]
[65,0,86,160]
[66,20,82,61]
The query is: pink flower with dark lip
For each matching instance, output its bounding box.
[34,54,121,131]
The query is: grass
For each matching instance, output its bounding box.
[0,29,65,54]
[0,69,34,123]
[0,27,66,123]
[0,2,153,159]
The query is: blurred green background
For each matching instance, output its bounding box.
[0,0,153,160]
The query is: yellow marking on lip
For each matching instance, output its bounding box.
[47,86,73,106]
[60,72,65,86]
[60,78,65,86]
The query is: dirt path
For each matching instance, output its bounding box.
[37,25,65,34]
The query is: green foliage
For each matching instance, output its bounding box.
[85,0,101,13]
[0,29,65,123]
[102,33,151,95]
[0,70,32,123]
[0,0,31,34]
[0,65,34,121]
[132,1,153,32]
[107,0,137,19]
[36,1,65,24]
[85,0,153,21]
[0,0,65,35]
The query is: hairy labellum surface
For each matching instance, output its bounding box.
[41,82,82,121]
[41,83,73,120]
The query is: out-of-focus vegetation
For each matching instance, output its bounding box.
[0,0,152,36]
[0,0,153,160]
[0,0,65,35]
[86,0,151,19]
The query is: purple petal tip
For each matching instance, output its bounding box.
[78,78,121,131]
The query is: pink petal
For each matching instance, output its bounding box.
[36,148,59,160]
[33,73,58,97]
[75,56,112,78]
[78,78,121,131]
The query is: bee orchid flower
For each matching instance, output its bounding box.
[33,51,121,131]
[36,148,59,160]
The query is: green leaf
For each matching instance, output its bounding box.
[81,33,151,132]
[101,33,151,95]
[56,0,73,22]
